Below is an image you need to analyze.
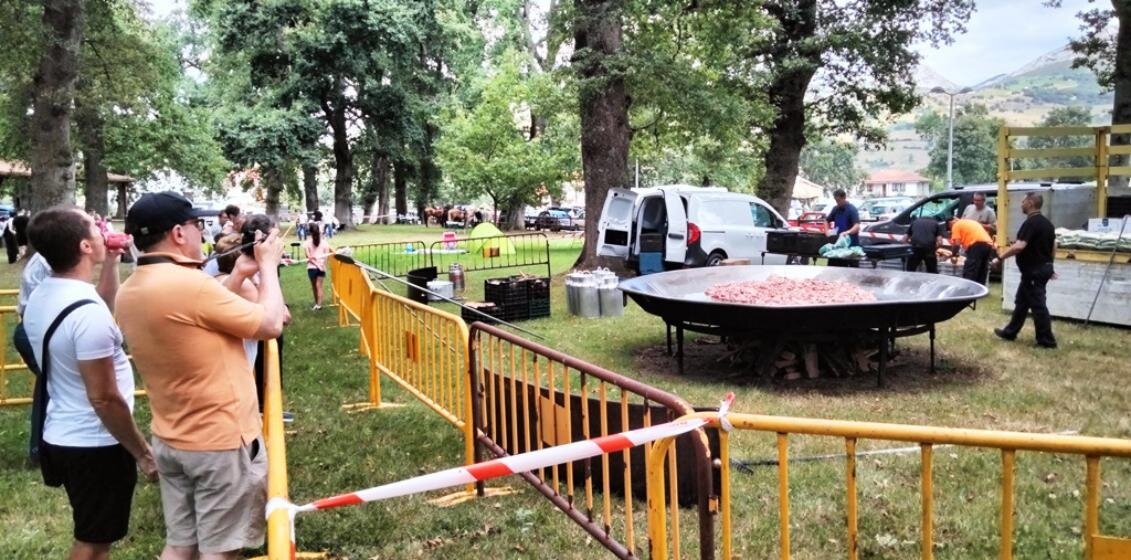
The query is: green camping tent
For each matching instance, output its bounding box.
[465,223,516,255]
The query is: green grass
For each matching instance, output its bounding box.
[1,223,1130,559]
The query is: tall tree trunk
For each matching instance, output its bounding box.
[302,163,319,212]
[263,166,282,220]
[115,182,128,218]
[324,98,354,228]
[573,0,631,270]
[417,124,440,217]
[505,198,525,231]
[29,0,85,212]
[376,155,390,222]
[394,160,410,218]
[755,0,819,215]
[360,152,387,223]
[76,100,108,216]
[1111,1,1131,193]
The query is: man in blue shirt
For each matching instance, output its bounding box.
[826,189,861,246]
[826,189,862,267]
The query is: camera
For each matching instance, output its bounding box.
[240,214,274,256]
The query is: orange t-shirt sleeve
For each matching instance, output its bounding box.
[193,276,265,339]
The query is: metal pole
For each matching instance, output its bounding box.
[947,93,955,190]
[1085,215,1129,326]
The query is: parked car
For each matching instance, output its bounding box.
[787,211,830,234]
[860,182,1097,245]
[535,209,584,231]
[597,184,790,269]
[859,197,915,221]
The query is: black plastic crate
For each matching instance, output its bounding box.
[640,233,664,253]
[485,276,551,321]
[485,277,530,321]
[462,301,500,324]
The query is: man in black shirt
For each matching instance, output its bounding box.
[992,192,1057,348]
[904,217,943,273]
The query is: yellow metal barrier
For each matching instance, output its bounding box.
[647,412,1131,560]
[329,255,369,328]
[263,339,293,559]
[0,304,146,406]
[362,288,475,471]
[0,306,31,405]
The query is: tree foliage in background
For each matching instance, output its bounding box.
[436,56,578,230]
[737,0,974,214]
[799,139,864,193]
[1049,0,1129,188]
[915,104,1003,187]
[201,0,426,227]
[0,1,228,213]
[621,1,772,191]
[81,5,228,214]
[1024,106,1096,170]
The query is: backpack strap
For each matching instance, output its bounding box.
[31,298,98,450]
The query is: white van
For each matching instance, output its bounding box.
[596,185,790,269]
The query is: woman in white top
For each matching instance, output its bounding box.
[304,225,332,310]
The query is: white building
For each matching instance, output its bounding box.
[860,169,931,198]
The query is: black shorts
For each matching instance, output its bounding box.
[307,268,326,280]
[42,442,137,543]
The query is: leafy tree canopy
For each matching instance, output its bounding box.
[436,54,578,222]
[915,104,1003,188]
[799,138,864,192]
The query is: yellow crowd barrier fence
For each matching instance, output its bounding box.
[0,305,32,406]
[647,412,1131,560]
[330,256,477,496]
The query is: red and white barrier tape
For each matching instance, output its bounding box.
[859,231,904,242]
[267,392,736,525]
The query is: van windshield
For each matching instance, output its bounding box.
[909,196,960,222]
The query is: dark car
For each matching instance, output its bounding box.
[533,209,574,230]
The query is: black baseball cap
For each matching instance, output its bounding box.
[125,191,213,237]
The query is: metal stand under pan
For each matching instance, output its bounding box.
[663,320,935,387]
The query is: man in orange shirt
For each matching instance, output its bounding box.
[116,192,287,560]
[948,218,996,285]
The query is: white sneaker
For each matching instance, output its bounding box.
[312,304,322,310]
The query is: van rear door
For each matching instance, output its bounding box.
[597,188,637,258]
[663,189,688,264]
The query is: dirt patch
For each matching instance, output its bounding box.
[633,335,993,395]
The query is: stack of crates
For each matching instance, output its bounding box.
[484,276,551,321]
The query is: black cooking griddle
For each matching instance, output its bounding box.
[618,265,988,334]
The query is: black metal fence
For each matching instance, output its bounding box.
[427,232,551,280]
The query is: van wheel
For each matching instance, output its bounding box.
[706,251,727,266]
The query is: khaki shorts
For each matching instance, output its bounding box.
[153,436,267,553]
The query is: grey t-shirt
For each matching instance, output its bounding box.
[962,204,996,226]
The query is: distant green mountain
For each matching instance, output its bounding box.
[858,46,1113,176]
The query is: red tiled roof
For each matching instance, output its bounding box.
[864,169,927,184]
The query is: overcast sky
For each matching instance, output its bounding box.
[915,0,1097,85]
[144,0,1099,86]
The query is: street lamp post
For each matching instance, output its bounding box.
[929,86,972,190]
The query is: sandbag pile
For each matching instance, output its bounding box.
[1056,228,1131,253]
